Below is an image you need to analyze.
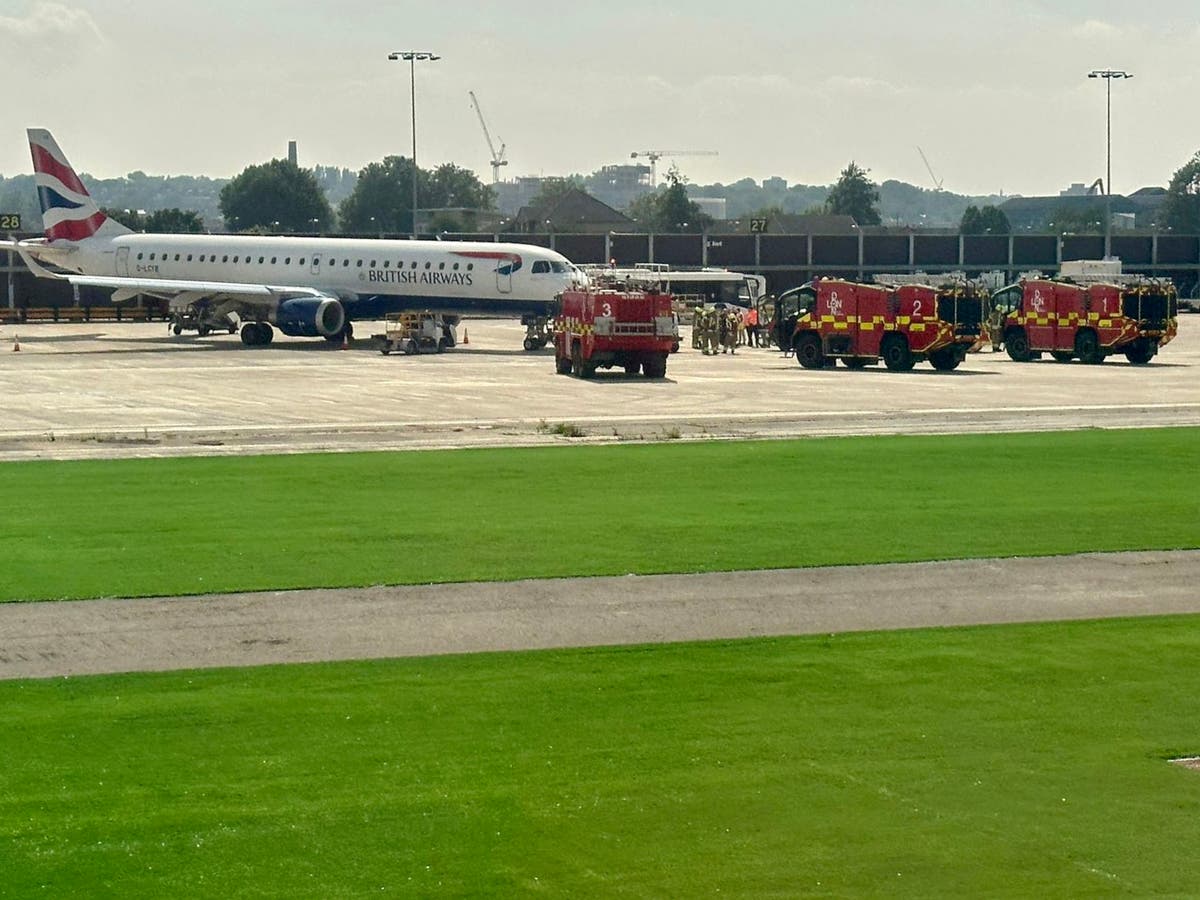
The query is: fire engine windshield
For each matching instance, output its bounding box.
[992,285,1022,315]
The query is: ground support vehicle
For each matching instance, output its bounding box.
[375,312,457,356]
[995,277,1178,365]
[782,278,985,372]
[521,314,552,351]
[169,306,238,337]
[553,287,678,378]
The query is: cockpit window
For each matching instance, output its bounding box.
[531,260,551,274]
[551,261,569,273]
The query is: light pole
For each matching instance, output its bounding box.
[1088,68,1132,257]
[388,50,440,239]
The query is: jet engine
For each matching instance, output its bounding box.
[274,297,345,337]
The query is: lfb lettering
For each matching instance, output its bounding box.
[1031,289,1045,313]
[828,292,842,316]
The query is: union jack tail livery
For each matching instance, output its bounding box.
[28,128,130,242]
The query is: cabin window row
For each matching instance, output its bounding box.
[135,252,474,272]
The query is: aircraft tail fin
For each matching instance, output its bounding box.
[27,128,131,242]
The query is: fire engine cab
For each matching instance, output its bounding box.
[553,286,678,378]
[784,277,986,371]
[994,276,1178,365]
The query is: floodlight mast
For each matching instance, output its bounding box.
[388,50,441,237]
[1087,68,1132,257]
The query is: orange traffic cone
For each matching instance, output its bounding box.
[12,335,19,352]
[462,328,469,345]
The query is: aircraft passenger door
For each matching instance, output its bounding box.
[116,246,130,276]
[497,256,513,294]
[310,253,322,279]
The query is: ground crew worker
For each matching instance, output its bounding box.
[707,308,721,356]
[691,307,704,350]
[746,304,759,347]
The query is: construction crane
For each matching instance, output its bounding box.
[916,146,944,192]
[629,149,718,186]
[468,91,507,184]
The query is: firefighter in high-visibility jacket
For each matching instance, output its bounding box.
[722,309,738,354]
[706,309,722,356]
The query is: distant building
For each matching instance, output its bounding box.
[509,188,632,234]
[587,164,654,211]
[1059,182,1096,197]
[1127,187,1169,228]
[999,193,1140,231]
[288,141,298,167]
[493,176,547,217]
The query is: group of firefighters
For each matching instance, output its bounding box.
[690,304,769,355]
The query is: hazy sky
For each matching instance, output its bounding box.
[4,0,1198,196]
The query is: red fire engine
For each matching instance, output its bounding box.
[554,286,679,378]
[786,277,986,371]
[994,277,1178,365]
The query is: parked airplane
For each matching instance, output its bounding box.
[7,129,585,348]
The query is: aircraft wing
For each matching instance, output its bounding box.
[64,275,324,300]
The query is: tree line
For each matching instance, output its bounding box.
[5,147,1200,236]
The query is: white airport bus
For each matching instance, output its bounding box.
[584,263,766,307]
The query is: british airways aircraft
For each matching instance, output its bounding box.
[8,129,585,347]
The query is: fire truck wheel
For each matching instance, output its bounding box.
[1050,351,1074,363]
[1004,329,1031,362]
[929,347,962,371]
[624,361,641,376]
[643,355,668,378]
[555,355,572,375]
[1124,339,1156,365]
[842,357,870,369]
[1075,330,1103,364]
[795,334,825,370]
[881,335,915,372]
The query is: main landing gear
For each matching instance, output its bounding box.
[240,322,274,346]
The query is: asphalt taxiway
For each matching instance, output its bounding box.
[0,316,1196,460]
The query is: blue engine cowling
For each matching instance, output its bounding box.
[274,297,345,337]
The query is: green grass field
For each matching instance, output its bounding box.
[3,617,1200,897]
[2,428,1197,602]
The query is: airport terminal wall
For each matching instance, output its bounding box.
[4,230,1200,308]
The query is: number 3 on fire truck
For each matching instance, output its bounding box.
[601,302,612,317]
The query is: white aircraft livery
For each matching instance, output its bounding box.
[9,129,585,347]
